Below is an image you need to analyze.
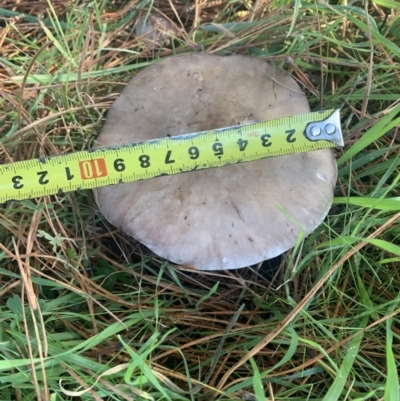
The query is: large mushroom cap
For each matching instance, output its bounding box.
[94,54,337,270]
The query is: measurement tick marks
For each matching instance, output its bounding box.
[0,110,343,203]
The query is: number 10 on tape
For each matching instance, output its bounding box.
[79,159,108,179]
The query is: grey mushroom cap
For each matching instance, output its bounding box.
[94,54,337,270]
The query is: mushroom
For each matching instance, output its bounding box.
[93,54,337,270]
[135,10,179,46]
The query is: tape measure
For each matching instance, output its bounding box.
[0,109,343,203]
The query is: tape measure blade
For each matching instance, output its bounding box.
[0,110,342,203]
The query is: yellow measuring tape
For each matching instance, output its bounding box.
[0,109,343,203]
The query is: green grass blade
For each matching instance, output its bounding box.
[316,236,400,256]
[309,4,379,30]
[384,319,400,401]
[38,19,75,67]
[364,239,400,256]
[338,104,400,165]
[287,0,302,37]
[322,274,370,401]
[333,197,400,211]
[250,357,265,401]
[372,0,400,8]
[196,282,219,309]
[344,12,400,57]
[338,145,400,178]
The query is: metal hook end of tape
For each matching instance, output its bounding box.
[304,109,344,147]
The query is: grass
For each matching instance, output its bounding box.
[0,0,400,400]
